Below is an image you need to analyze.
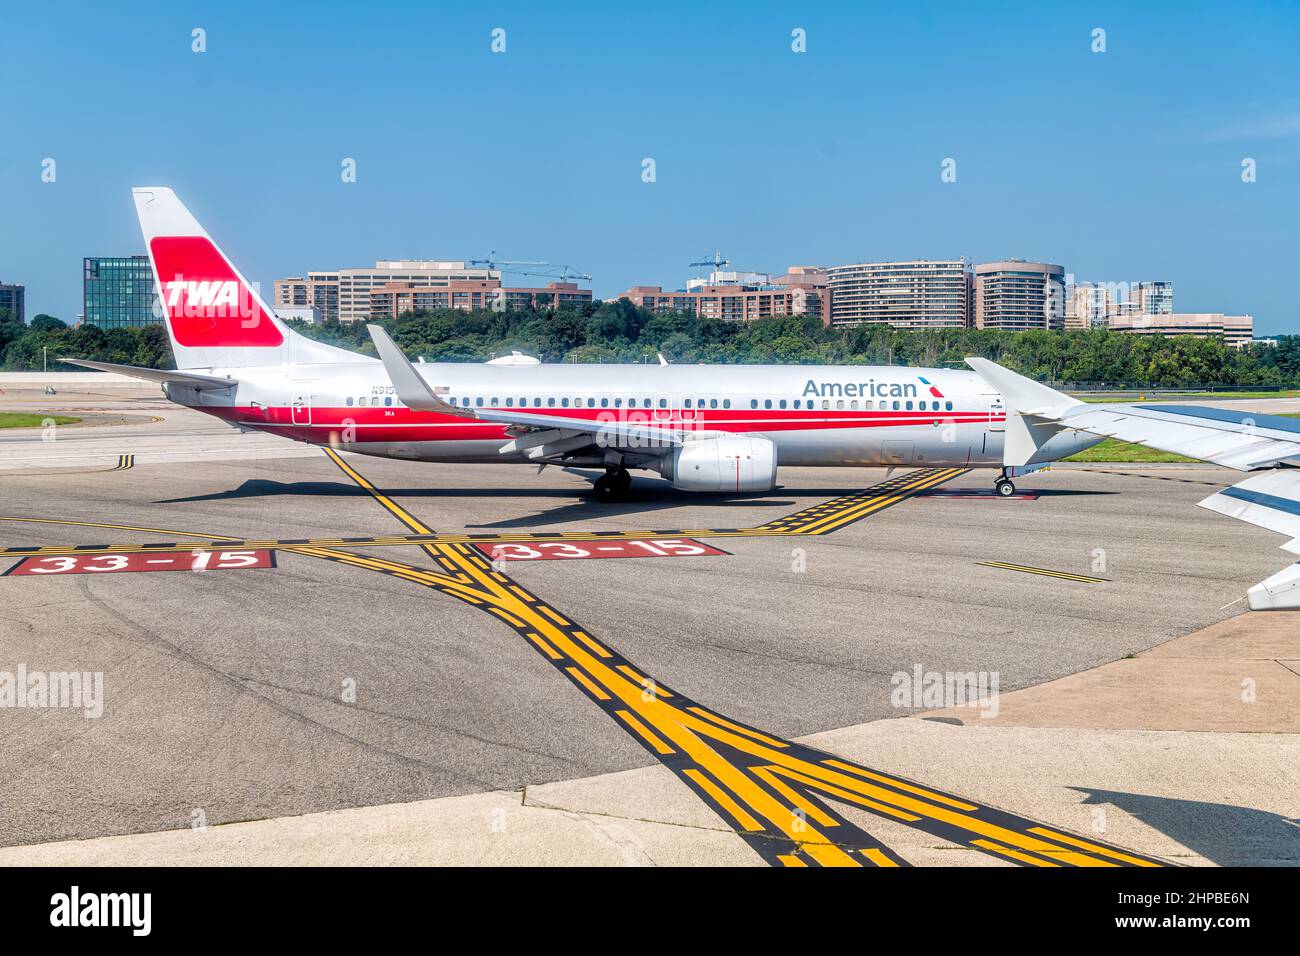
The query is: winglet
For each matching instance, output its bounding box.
[366,325,475,418]
[964,357,1082,419]
[965,357,1085,467]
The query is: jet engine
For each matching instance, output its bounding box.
[657,436,778,493]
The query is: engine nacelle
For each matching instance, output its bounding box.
[658,436,778,493]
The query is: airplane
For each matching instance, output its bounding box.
[966,358,1300,611]
[66,187,1105,503]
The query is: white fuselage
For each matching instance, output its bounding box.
[175,360,1101,470]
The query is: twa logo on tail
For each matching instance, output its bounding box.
[148,235,283,347]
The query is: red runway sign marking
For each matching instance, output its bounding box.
[4,549,276,577]
[474,538,729,562]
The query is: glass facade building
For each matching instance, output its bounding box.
[83,256,160,329]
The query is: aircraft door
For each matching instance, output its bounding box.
[291,384,313,425]
[987,394,1006,432]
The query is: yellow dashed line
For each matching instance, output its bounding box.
[977,561,1108,584]
[683,768,764,832]
[616,710,675,756]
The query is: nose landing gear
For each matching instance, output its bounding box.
[994,471,1016,497]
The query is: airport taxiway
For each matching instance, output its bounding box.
[0,387,1297,866]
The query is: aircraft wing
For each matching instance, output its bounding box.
[366,325,694,456]
[1053,403,1300,471]
[60,358,237,391]
[966,357,1300,609]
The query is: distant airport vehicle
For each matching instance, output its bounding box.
[968,358,1300,610]
[68,188,1103,501]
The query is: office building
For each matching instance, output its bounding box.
[973,260,1065,331]
[82,256,161,329]
[277,261,501,323]
[825,260,969,329]
[1107,312,1254,349]
[367,280,592,319]
[0,282,24,324]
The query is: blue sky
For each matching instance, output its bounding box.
[2,1,1298,332]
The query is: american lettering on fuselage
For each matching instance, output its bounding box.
[65,187,1105,502]
[802,379,919,399]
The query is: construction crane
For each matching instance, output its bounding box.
[469,251,591,283]
[688,251,730,271]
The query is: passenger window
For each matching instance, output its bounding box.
[822,400,830,410]
[865,400,873,411]
[385,396,393,407]
[946,401,953,411]
[548,397,555,407]
[505,398,514,407]
[750,399,758,409]
[490,397,499,406]
[723,399,731,409]
[659,398,668,408]
[778,399,787,409]
[851,400,859,410]
[476,397,484,407]
[587,398,595,407]
[533,398,541,407]
[906,400,913,410]
[359,397,368,407]
[600,398,609,408]
[684,398,692,408]
[561,398,569,407]
[836,400,845,410]
[346,396,354,407]
[710,399,718,409]
[764,399,772,409]
[893,401,900,410]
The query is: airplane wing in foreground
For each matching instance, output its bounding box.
[966,356,1300,610]
[367,325,698,463]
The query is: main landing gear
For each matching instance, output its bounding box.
[994,471,1016,498]
[592,466,633,502]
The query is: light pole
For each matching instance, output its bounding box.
[43,346,48,373]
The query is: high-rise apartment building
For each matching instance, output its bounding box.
[274,272,340,323]
[973,260,1065,331]
[1129,280,1174,314]
[1066,283,1114,330]
[825,260,970,329]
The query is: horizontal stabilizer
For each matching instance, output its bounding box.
[60,358,236,391]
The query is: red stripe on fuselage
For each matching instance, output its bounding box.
[203,405,1004,444]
